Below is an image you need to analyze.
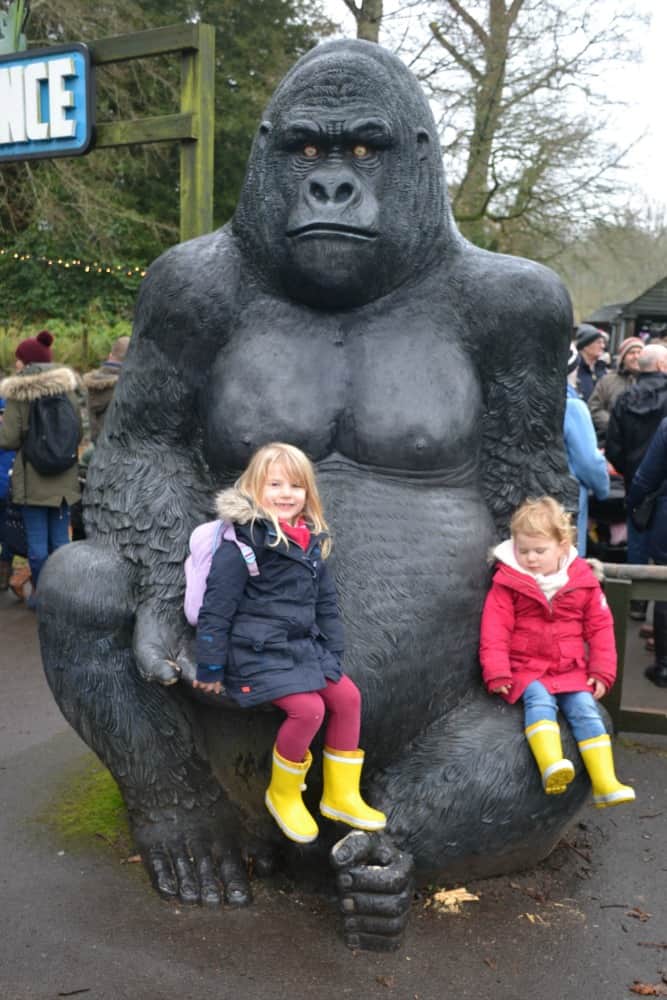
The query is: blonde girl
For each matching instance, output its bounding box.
[193,442,386,842]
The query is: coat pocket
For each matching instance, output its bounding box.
[229,621,292,677]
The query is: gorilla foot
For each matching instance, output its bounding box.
[143,839,251,907]
[330,830,414,952]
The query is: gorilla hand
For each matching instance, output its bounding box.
[330,830,414,952]
[133,603,193,685]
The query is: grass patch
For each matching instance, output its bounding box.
[40,758,132,855]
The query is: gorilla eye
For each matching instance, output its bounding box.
[303,145,319,158]
[352,144,370,158]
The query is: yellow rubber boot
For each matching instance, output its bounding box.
[578,734,636,808]
[320,747,386,830]
[264,746,319,843]
[525,720,575,794]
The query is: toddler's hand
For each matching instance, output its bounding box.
[587,677,606,700]
[192,678,225,695]
[490,683,512,695]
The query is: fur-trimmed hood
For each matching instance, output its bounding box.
[83,364,121,393]
[214,487,256,525]
[0,364,79,402]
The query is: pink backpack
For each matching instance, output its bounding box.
[184,520,259,626]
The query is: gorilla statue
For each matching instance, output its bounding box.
[39,40,585,950]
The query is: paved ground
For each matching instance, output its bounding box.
[1,588,666,1000]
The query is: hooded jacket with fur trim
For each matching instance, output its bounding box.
[83,361,122,442]
[0,364,82,506]
[479,539,617,703]
[195,488,344,707]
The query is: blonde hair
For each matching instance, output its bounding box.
[510,496,575,546]
[235,442,331,557]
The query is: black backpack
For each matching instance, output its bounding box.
[23,394,80,475]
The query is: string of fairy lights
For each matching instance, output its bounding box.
[0,247,147,279]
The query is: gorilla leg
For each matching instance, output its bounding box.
[37,541,250,906]
[369,691,591,880]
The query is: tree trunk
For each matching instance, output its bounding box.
[344,0,383,43]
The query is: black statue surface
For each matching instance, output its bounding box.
[39,40,583,950]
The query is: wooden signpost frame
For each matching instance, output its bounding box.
[89,22,215,242]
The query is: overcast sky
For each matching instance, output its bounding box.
[323,1,666,210]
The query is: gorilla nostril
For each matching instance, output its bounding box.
[310,181,328,203]
[335,183,354,204]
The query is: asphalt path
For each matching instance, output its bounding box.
[1,589,666,1000]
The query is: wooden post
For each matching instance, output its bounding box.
[179,23,215,242]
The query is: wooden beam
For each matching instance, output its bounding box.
[95,113,196,149]
[89,24,201,66]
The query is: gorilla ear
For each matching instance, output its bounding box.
[258,121,272,147]
[416,128,431,162]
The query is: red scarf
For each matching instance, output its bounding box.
[279,518,311,551]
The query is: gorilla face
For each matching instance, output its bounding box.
[234,41,450,310]
[274,109,392,307]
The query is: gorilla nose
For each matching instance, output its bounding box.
[308,176,358,206]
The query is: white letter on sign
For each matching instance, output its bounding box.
[48,58,76,139]
[0,66,27,143]
[24,61,49,141]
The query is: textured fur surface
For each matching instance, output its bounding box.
[0,366,78,401]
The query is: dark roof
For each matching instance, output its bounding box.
[622,276,667,319]
[583,302,626,324]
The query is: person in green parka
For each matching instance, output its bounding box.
[0,331,82,604]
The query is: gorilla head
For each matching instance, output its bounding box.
[233,40,452,309]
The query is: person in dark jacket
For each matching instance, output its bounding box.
[627,416,667,687]
[0,396,17,589]
[193,442,386,844]
[0,331,82,602]
[587,336,643,444]
[606,344,667,592]
[82,335,129,443]
[574,324,608,402]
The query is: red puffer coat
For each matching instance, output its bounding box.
[479,557,616,704]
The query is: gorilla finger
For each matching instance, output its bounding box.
[337,859,413,895]
[344,930,403,953]
[340,887,412,918]
[330,829,372,870]
[173,853,199,905]
[220,849,252,907]
[146,846,178,900]
[344,912,411,936]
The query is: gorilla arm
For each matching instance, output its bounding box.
[472,255,578,535]
[84,230,239,685]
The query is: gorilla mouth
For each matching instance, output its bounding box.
[287,222,377,241]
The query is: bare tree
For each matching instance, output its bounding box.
[421,0,646,256]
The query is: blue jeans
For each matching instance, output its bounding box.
[522,679,606,742]
[626,516,649,567]
[22,503,71,587]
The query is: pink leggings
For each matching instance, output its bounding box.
[272,674,361,763]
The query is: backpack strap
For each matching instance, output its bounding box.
[221,521,259,577]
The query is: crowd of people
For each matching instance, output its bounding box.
[0,330,129,608]
[568,323,667,689]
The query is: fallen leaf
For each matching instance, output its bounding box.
[483,958,497,970]
[629,982,667,996]
[426,887,480,914]
[121,854,142,865]
[627,907,652,922]
[376,975,395,988]
[520,912,549,926]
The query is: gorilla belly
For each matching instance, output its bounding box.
[316,456,495,764]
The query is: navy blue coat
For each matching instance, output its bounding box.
[196,517,344,707]
[627,415,667,564]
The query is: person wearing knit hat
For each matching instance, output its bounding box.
[574,324,608,402]
[15,330,54,367]
[0,331,82,608]
[588,336,644,445]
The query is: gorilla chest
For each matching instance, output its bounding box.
[204,307,482,474]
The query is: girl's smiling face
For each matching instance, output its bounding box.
[513,532,569,576]
[261,461,306,525]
